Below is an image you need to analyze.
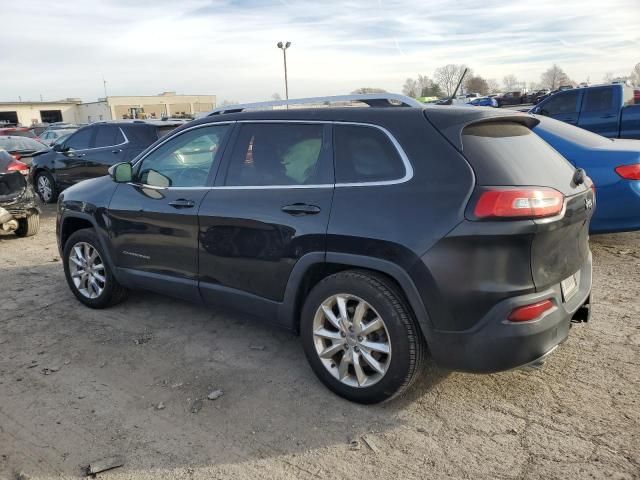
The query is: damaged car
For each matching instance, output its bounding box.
[0,150,40,237]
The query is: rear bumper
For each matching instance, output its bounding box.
[429,252,592,373]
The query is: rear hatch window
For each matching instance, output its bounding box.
[461,122,578,195]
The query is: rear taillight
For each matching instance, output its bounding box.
[7,159,29,175]
[473,187,564,219]
[615,164,640,180]
[508,299,554,322]
[10,153,21,161]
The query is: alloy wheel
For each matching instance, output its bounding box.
[68,242,106,299]
[37,175,52,202]
[312,294,392,388]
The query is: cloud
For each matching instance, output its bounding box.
[1,0,638,102]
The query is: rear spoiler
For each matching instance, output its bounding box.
[423,106,539,151]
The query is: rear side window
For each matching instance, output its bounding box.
[334,125,405,184]
[94,125,125,148]
[583,88,613,113]
[541,91,580,115]
[121,125,158,146]
[461,122,576,192]
[225,123,330,186]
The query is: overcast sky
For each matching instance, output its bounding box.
[2,0,638,103]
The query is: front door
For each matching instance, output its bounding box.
[198,122,334,322]
[540,90,583,125]
[107,123,232,301]
[54,126,94,189]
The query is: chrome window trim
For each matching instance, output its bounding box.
[68,125,129,152]
[129,119,413,190]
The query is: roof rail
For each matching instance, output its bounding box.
[208,93,423,116]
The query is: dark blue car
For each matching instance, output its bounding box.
[533,116,640,233]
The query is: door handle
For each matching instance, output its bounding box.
[281,203,321,215]
[601,114,616,119]
[112,149,122,154]
[169,199,195,209]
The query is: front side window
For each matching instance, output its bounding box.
[224,123,329,186]
[136,124,229,188]
[333,124,405,183]
[65,128,93,150]
[583,88,613,113]
[541,91,580,115]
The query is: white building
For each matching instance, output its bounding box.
[0,92,216,126]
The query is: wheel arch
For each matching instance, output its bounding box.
[59,213,117,275]
[280,252,434,343]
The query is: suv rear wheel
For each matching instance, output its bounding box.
[63,229,128,308]
[301,270,425,404]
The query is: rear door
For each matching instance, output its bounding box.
[197,121,334,320]
[578,87,619,137]
[539,90,583,125]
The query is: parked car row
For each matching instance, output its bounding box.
[530,84,640,139]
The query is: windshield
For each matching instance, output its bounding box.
[0,136,47,152]
[533,115,612,148]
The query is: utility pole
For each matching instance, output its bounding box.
[103,76,108,98]
[276,42,291,105]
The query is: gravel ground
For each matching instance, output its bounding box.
[1,204,639,480]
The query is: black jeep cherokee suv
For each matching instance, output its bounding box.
[30,120,181,204]
[56,100,594,403]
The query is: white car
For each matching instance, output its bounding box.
[38,128,77,146]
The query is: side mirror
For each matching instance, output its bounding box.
[108,162,133,183]
[53,143,64,152]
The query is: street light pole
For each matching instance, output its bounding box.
[277,41,291,104]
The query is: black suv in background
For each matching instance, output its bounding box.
[56,96,594,403]
[30,120,181,203]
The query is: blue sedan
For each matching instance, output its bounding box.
[533,116,640,233]
[468,96,498,107]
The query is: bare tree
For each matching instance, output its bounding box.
[351,87,387,94]
[464,75,489,95]
[630,63,640,86]
[503,74,519,91]
[434,64,470,97]
[540,64,572,90]
[486,78,500,94]
[271,92,282,100]
[402,78,419,97]
[219,99,239,106]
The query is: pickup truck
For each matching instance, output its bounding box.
[529,84,640,139]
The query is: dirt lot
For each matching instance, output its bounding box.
[1,204,639,480]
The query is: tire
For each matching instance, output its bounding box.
[62,228,128,308]
[14,213,40,237]
[300,270,426,404]
[35,171,58,204]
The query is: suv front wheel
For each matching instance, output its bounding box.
[301,270,425,404]
[62,229,128,308]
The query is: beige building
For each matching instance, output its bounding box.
[0,92,216,126]
[0,99,82,126]
[77,92,216,123]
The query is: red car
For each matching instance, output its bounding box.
[634,89,640,104]
[0,127,37,139]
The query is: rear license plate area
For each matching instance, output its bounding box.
[561,271,580,302]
